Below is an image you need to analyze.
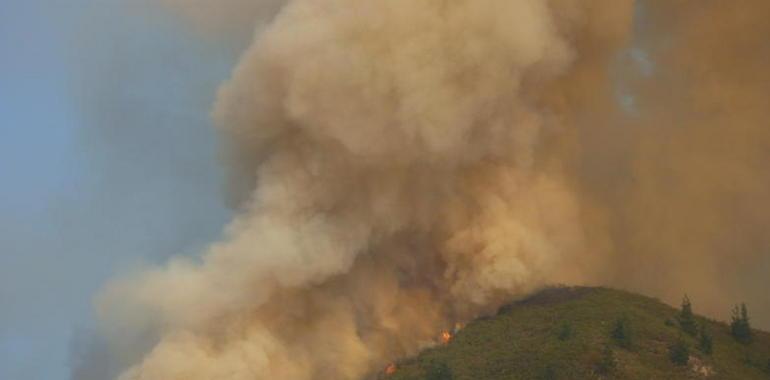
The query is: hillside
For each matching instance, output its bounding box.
[384,287,770,380]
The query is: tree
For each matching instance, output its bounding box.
[669,336,690,366]
[679,295,697,336]
[741,304,751,334]
[730,303,752,344]
[558,322,573,341]
[425,361,453,380]
[611,316,632,349]
[597,344,617,375]
[698,326,713,355]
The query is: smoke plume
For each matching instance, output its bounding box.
[84,0,770,379]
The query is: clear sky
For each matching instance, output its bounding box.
[0,1,235,378]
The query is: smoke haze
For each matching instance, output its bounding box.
[80,1,770,379]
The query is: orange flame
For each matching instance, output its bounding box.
[384,363,397,375]
[440,330,453,344]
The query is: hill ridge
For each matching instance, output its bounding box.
[383,286,770,380]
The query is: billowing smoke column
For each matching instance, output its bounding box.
[85,0,770,379]
[98,1,612,378]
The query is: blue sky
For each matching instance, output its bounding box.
[0,1,236,378]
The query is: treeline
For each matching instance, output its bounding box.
[670,295,756,366]
[597,294,758,374]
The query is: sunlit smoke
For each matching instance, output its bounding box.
[80,0,770,379]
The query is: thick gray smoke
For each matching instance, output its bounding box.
[83,0,770,379]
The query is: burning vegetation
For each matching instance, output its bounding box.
[440,331,453,345]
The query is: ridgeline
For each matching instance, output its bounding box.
[385,287,770,380]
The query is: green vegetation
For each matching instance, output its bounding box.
[537,363,556,380]
[386,287,770,380]
[611,316,633,349]
[425,361,453,380]
[679,295,698,336]
[557,322,573,341]
[699,326,713,355]
[669,336,690,365]
[731,303,753,344]
[596,344,616,375]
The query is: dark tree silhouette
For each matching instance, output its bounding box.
[669,336,690,366]
[730,303,752,344]
[679,295,697,336]
[611,316,632,349]
[698,326,713,355]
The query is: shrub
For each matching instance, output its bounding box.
[558,322,573,341]
[698,326,713,355]
[669,337,690,366]
[597,344,617,375]
[611,316,632,349]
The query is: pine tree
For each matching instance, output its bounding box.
[669,336,690,366]
[698,326,713,355]
[611,316,632,349]
[679,295,697,336]
[731,303,752,344]
[730,305,741,340]
[741,304,751,331]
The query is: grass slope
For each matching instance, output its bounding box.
[386,287,770,380]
